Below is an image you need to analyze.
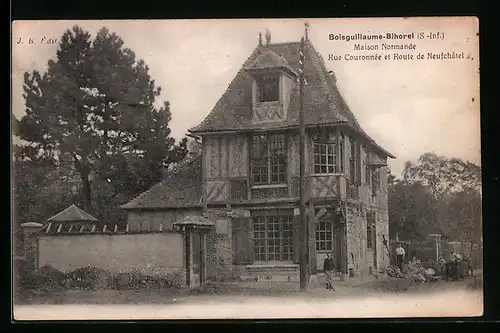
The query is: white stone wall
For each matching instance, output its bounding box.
[38,232,185,283]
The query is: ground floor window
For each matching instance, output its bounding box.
[316,219,333,251]
[253,215,293,262]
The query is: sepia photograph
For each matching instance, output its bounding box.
[11,17,482,320]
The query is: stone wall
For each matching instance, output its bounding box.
[375,211,390,272]
[203,208,234,280]
[346,205,363,277]
[38,232,186,284]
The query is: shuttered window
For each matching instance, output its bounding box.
[232,218,253,265]
[252,215,294,262]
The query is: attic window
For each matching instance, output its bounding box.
[258,74,280,102]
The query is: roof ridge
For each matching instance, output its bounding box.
[268,41,301,46]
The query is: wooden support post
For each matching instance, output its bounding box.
[68,224,73,233]
[298,36,308,292]
[103,225,107,232]
[91,225,96,233]
[57,223,62,233]
[114,225,118,233]
[126,223,129,233]
[79,225,84,233]
[159,223,163,232]
[46,223,52,234]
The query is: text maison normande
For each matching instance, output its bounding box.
[328,32,465,61]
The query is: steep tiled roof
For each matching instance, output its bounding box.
[47,204,98,223]
[121,161,202,210]
[189,40,394,159]
[245,48,297,76]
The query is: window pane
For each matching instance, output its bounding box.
[260,75,280,102]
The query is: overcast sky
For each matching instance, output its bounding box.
[12,17,480,177]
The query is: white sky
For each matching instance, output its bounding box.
[11,18,480,177]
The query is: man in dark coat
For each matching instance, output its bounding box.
[323,253,335,291]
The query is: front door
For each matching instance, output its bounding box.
[315,212,341,273]
[192,232,201,287]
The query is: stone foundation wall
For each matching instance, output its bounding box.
[233,264,300,282]
[203,208,235,280]
[346,205,362,277]
[375,211,390,271]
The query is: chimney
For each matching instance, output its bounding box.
[265,29,271,45]
[259,32,262,45]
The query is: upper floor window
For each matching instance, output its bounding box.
[349,137,359,184]
[258,74,280,102]
[313,135,344,174]
[364,150,371,185]
[313,142,337,174]
[372,168,381,192]
[251,133,287,185]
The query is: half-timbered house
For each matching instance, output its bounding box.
[123,31,395,282]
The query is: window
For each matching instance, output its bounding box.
[316,219,333,251]
[313,142,336,174]
[367,226,373,249]
[251,133,287,185]
[339,135,344,173]
[364,150,371,185]
[372,168,380,192]
[258,74,280,102]
[349,137,357,184]
[253,215,294,262]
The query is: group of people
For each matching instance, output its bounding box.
[439,251,474,281]
[321,244,474,291]
[395,242,474,281]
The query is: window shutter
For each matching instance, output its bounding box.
[292,215,301,264]
[232,217,253,265]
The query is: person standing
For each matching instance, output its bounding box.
[323,253,335,291]
[395,243,406,271]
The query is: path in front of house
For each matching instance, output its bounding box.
[14,274,482,320]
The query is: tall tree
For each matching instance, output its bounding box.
[389,153,481,244]
[403,153,481,200]
[15,26,187,214]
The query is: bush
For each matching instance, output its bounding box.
[19,265,67,291]
[113,269,183,290]
[66,266,113,290]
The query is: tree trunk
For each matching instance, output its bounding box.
[80,168,92,213]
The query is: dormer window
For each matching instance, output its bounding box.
[258,74,280,102]
[245,47,297,123]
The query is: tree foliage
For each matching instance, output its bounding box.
[14,25,187,223]
[389,153,481,243]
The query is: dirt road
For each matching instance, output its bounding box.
[14,276,482,320]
